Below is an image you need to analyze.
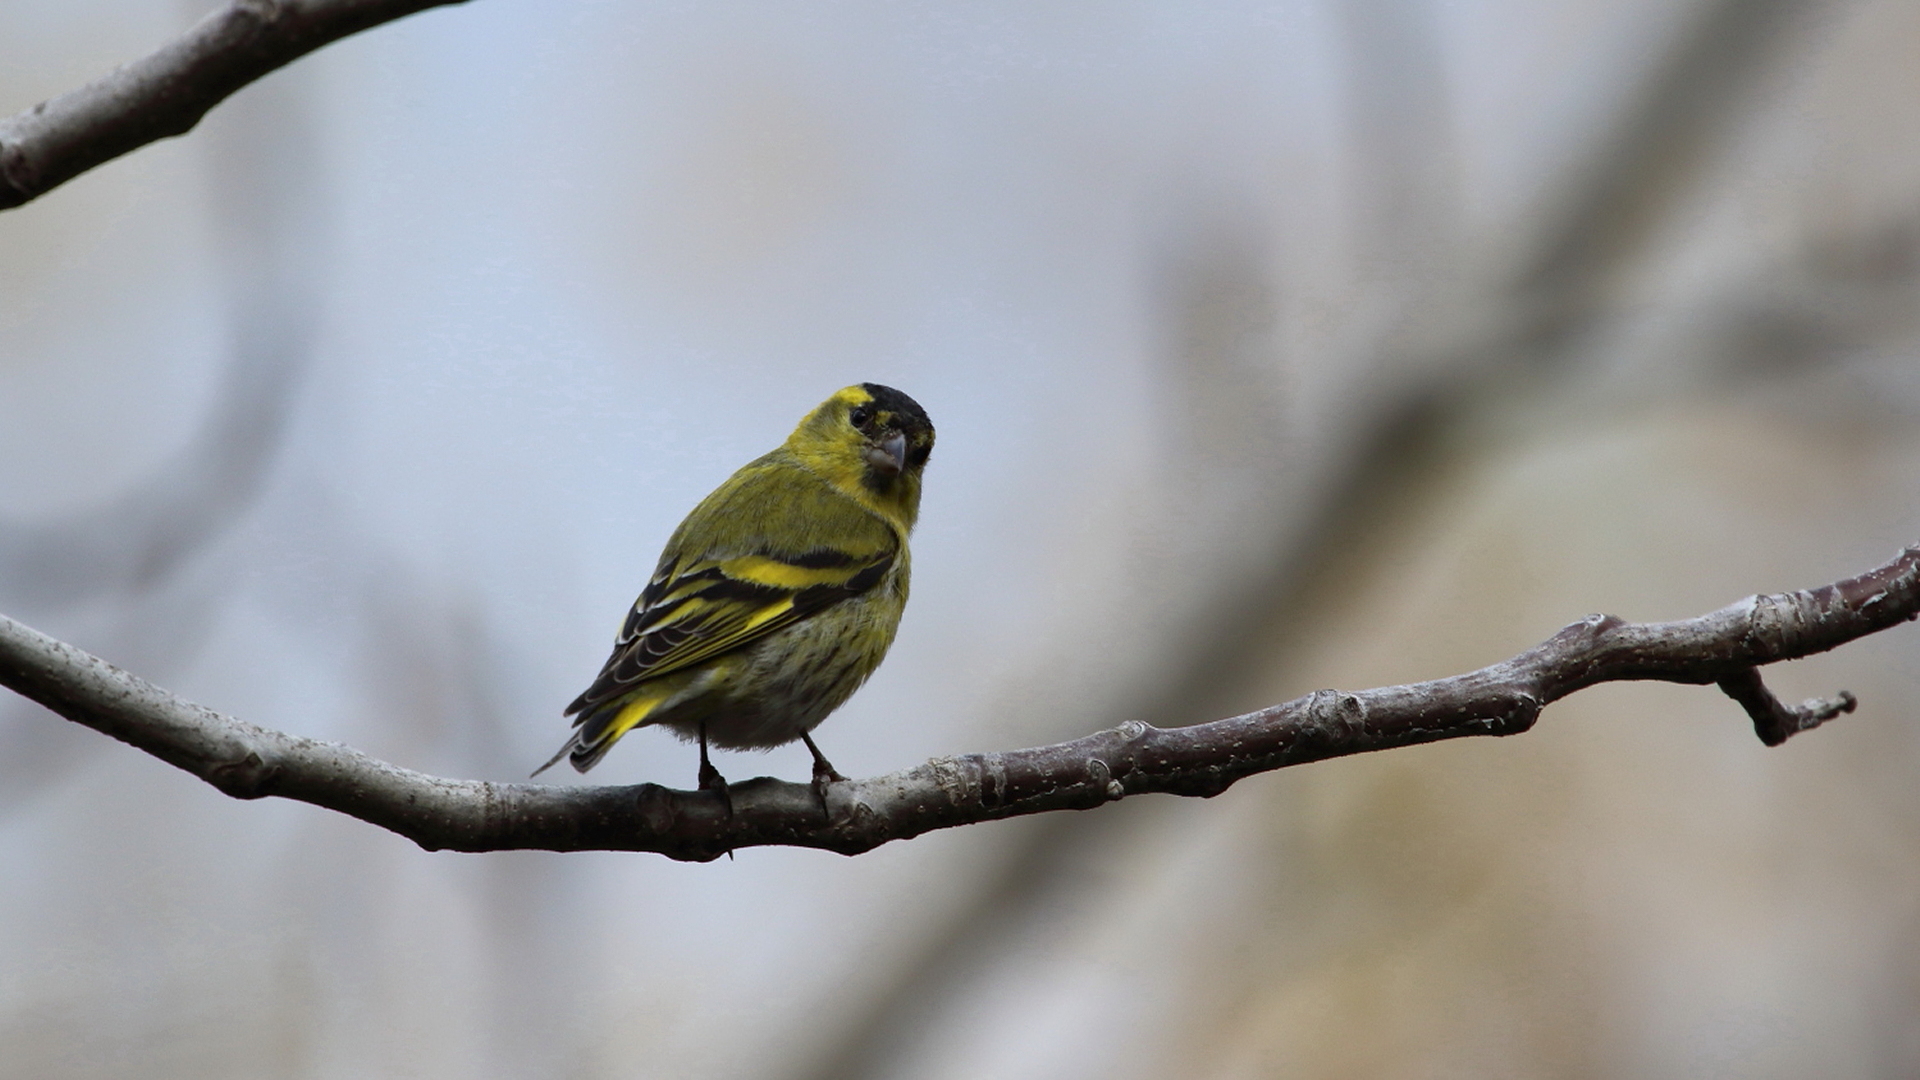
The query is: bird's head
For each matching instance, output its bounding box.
[787,383,935,528]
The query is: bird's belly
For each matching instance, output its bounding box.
[655,590,900,750]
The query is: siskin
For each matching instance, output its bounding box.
[535,383,934,796]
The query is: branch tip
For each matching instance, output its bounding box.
[1718,667,1857,747]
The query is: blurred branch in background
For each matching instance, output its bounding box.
[1511,0,1832,342]
[1335,0,1458,286]
[1,545,1912,859]
[0,0,464,211]
[0,57,327,812]
[0,85,321,608]
[790,0,1852,1075]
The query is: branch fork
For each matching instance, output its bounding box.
[1718,668,1856,747]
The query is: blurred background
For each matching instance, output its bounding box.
[4,0,1920,1076]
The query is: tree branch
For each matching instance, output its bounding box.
[3,546,1915,862]
[0,0,467,211]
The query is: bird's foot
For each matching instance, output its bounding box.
[810,763,849,821]
[801,732,847,820]
[698,760,733,817]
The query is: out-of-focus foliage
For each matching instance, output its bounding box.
[3,1,1919,1077]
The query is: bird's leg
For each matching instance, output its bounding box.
[801,731,847,819]
[801,731,848,783]
[697,722,733,818]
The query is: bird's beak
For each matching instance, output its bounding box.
[865,431,907,475]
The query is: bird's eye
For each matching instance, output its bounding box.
[849,405,873,429]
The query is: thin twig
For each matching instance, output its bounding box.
[1717,668,1857,747]
[0,0,467,211]
[2,546,1914,862]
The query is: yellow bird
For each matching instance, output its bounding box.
[536,384,934,795]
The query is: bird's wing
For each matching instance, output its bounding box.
[565,462,897,719]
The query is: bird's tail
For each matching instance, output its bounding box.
[529,736,578,778]
[530,689,668,777]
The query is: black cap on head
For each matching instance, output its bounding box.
[859,383,932,437]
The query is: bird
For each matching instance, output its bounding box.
[535,383,934,803]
